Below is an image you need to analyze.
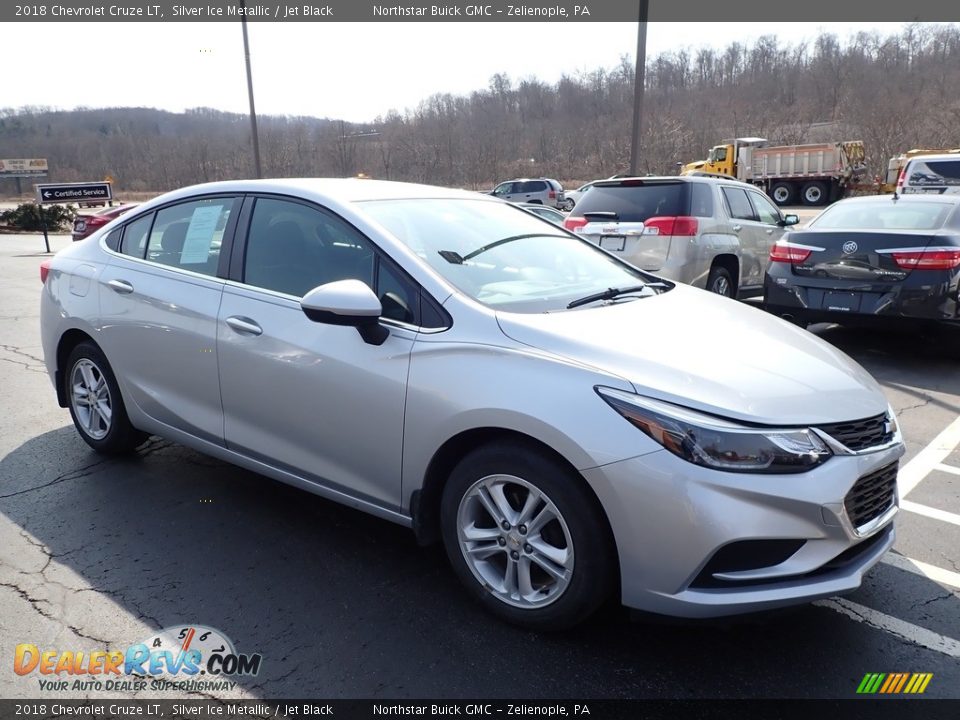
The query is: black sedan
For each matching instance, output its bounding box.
[764,195,960,327]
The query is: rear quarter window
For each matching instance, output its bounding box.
[574,183,689,221]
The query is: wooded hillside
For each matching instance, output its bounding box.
[2,23,958,195]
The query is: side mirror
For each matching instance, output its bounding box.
[300,279,389,346]
[781,214,800,227]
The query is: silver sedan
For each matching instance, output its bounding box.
[40,179,904,629]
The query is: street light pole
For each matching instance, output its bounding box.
[240,0,263,179]
[629,0,649,176]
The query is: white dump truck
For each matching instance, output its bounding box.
[682,137,869,206]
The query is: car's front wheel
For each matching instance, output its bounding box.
[440,442,616,630]
[65,341,147,454]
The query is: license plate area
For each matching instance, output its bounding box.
[823,291,861,312]
[600,235,626,252]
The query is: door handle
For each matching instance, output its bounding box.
[765,228,775,234]
[225,316,263,336]
[107,279,134,294]
[732,225,742,232]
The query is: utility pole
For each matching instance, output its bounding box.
[629,0,649,177]
[241,0,263,179]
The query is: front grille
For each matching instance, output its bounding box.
[845,462,898,530]
[816,413,892,451]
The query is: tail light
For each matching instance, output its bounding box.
[548,190,557,199]
[564,217,588,232]
[770,243,812,264]
[40,259,52,283]
[896,166,907,190]
[643,216,699,237]
[891,249,960,270]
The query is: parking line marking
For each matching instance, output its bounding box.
[898,414,960,497]
[934,463,960,476]
[900,500,960,527]
[880,553,960,590]
[814,597,960,658]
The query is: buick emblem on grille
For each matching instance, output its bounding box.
[842,241,858,254]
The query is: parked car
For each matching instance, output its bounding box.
[561,181,597,211]
[897,152,960,196]
[41,178,902,629]
[519,202,566,225]
[564,175,798,298]
[764,194,960,327]
[72,204,138,241]
[490,178,566,209]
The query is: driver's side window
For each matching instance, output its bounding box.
[750,192,782,225]
[242,197,419,324]
[494,183,515,197]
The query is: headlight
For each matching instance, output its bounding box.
[597,387,832,474]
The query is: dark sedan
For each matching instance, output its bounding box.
[72,204,138,241]
[764,195,960,327]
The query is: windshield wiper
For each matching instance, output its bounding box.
[462,233,569,261]
[566,284,664,309]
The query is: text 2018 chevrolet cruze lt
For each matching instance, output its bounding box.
[41,179,904,629]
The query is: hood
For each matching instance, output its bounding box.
[496,286,887,426]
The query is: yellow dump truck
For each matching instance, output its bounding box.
[682,137,868,206]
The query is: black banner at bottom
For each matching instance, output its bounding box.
[2,699,958,720]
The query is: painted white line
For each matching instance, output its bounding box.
[815,597,960,659]
[901,500,960,527]
[898,414,960,497]
[934,463,960,477]
[880,553,960,590]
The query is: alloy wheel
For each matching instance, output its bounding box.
[71,359,113,440]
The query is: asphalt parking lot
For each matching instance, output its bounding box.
[1,229,958,701]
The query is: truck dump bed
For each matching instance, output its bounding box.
[744,141,867,182]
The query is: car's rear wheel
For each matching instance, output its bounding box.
[440,443,615,630]
[65,342,147,454]
[707,266,735,298]
[563,198,576,211]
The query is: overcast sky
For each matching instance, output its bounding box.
[6,22,918,122]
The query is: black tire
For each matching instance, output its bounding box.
[440,442,616,631]
[64,341,148,454]
[706,266,735,298]
[801,181,828,206]
[770,182,795,206]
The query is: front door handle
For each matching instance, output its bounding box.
[732,225,742,232]
[225,316,263,336]
[107,279,134,294]
[765,228,775,235]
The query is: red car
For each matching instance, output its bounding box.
[72,204,138,241]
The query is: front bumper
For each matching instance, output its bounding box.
[583,440,904,618]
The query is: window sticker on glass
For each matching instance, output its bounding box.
[180,205,224,264]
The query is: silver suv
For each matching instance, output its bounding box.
[491,178,566,209]
[564,175,799,298]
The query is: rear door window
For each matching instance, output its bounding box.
[574,183,689,221]
[908,159,960,186]
[145,198,236,276]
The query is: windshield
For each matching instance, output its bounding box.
[361,198,655,312]
[809,200,955,231]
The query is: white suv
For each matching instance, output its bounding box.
[897,153,960,196]
[491,178,566,209]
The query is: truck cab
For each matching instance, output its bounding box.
[682,138,768,178]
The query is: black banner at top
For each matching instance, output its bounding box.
[3,0,960,22]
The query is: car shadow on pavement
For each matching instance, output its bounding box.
[1,426,958,699]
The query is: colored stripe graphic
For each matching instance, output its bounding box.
[857,673,932,694]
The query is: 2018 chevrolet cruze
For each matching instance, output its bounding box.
[41,179,904,629]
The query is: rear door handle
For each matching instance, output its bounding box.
[225,316,263,336]
[107,279,134,294]
[732,225,742,232]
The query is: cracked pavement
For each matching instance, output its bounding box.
[1,232,958,700]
